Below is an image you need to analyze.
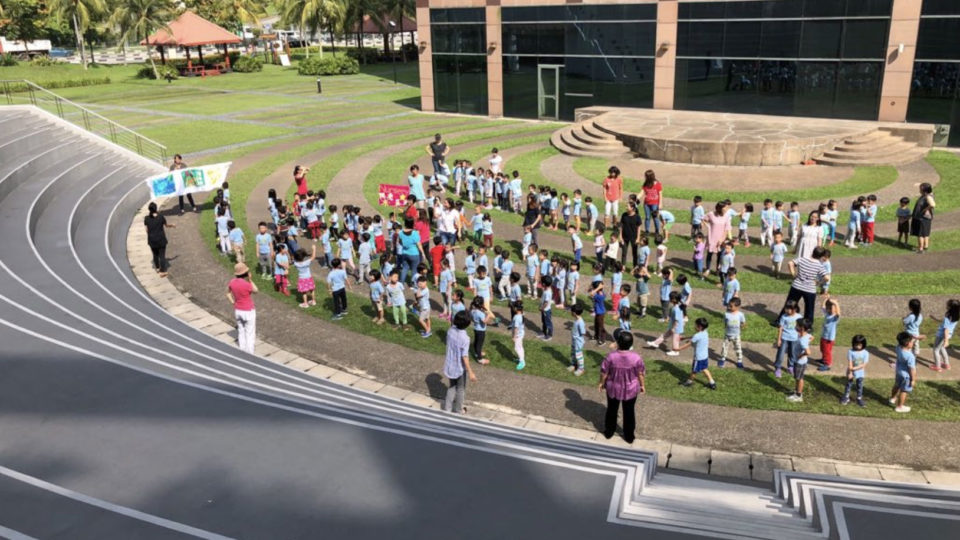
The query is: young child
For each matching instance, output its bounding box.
[228,221,245,262]
[415,276,432,338]
[931,299,959,372]
[481,213,494,248]
[658,268,673,322]
[826,199,839,246]
[585,197,600,236]
[337,230,357,278]
[357,232,373,281]
[473,265,493,317]
[565,261,580,307]
[593,224,607,264]
[589,279,607,346]
[525,244,539,298]
[368,269,385,324]
[633,265,650,318]
[471,296,494,364]
[737,203,752,247]
[496,251,512,299]
[615,284,632,332]
[890,332,917,413]
[774,300,802,378]
[718,241,734,287]
[818,298,840,371]
[386,271,408,331]
[511,300,526,371]
[610,261,624,315]
[770,231,787,278]
[327,256,351,319]
[722,267,740,308]
[429,236,446,287]
[760,199,775,247]
[470,206,484,244]
[319,223,333,267]
[216,207,231,255]
[896,197,912,246]
[464,245,477,290]
[903,298,925,359]
[539,275,554,341]
[273,243,290,296]
[841,335,869,407]
[638,235,651,271]
[862,194,877,246]
[720,297,746,369]
[521,226,533,255]
[690,195,704,239]
[438,259,454,321]
[845,199,862,249]
[656,210,675,242]
[787,319,812,402]
[655,234,668,272]
[693,233,706,279]
[786,201,799,247]
[568,304,587,376]
[647,291,684,356]
[677,318,716,390]
[293,245,317,309]
[538,249,551,295]
[255,222,273,278]
[450,289,466,319]
[569,225,583,264]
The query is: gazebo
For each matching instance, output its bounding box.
[351,14,417,56]
[144,11,242,73]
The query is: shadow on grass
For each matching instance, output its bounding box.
[393,96,421,109]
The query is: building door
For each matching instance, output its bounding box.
[538,65,561,120]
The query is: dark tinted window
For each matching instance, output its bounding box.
[723,21,761,57]
[761,0,803,18]
[843,19,888,59]
[724,1,763,18]
[430,8,484,23]
[845,0,892,16]
[804,0,845,17]
[921,0,960,16]
[916,19,960,60]
[431,24,486,54]
[502,25,537,55]
[761,21,801,58]
[502,7,537,22]
[678,22,724,57]
[434,55,487,115]
[801,20,842,58]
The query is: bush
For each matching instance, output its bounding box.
[29,55,58,67]
[0,54,18,66]
[232,55,262,73]
[136,63,179,80]
[297,55,359,76]
[346,47,380,65]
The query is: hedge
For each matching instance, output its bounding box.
[232,55,263,73]
[136,64,179,80]
[297,55,359,76]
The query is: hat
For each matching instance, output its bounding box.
[234,263,249,276]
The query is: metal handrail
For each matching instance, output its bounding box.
[0,79,168,164]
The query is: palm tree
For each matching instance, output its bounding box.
[209,0,260,30]
[48,0,106,69]
[280,0,344,59]
[110,0,173,79]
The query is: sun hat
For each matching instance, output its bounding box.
[234,263,249,276]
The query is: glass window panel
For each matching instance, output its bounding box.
[845,0,892,16]
[724,21,761,57]
[430,8,484,23]
[566,23,595,56]
[843,20,888,59]
[503,55,539,119]
[921,0,960,16]
[834,61,881,120]
[804,0,845,18]
[917,19,960,60]
[756,60,798,116]
[537,23,565,55]
[620,58,654,109]
[801,20,842,58]
[538,6,568,21]
[502,7,537,22]
[685,3,726,19]
[562,56,594,120]
[459,25,487,54]
[431,26,453,54]
[621,22,656,57]
[725,1,763,19]
[623,4,657,20]
[502,25,537,55]
[456,56,488,115]
[760,21,801,58]
[433,56,459,112]
[592,57,624,107]
[794,62,837,118]
[907,62,960,146]
[679,22,724,57]
[761,0,803,18]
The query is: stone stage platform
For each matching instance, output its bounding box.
[567,107,933,167]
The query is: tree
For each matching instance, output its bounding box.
[109,0,173,79]
[48,0,106,69]
[280,0,344,59]
[1,0,47,55]
[383,0,413,62]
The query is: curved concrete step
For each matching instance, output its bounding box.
[833,138,910,154]
[581,122,619,141]
[550,126,632,158]
[816,148,928,167]
[569,126,630,149]
[822,142,920,160]
[844,131,899,145]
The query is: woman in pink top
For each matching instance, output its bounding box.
[703,201,731,274]
[602,166,623,227]
[294,165,310,197]
[599,330,645,444]
[641,170,663,234]
[227,262,258,354]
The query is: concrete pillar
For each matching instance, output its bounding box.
[417,0,434,112]
[486,1,503,117]
[654,0,678,110]
[878,0,921,122]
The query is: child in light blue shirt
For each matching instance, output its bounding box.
[841,334,869,406]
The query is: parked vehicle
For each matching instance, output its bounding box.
[0,37,52,59]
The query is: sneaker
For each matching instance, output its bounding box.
[817,364,831,372]
[516,362,525,371]
[646,341,658,348]
[888,397,897,406]
[717,360,726,368]
[541,335,552,342]
[894,405,911,413]
[332,314,343,320]
[420,331,432,338]
[774,368,782,378]
[680,380,693,387]
[574,369,584,377]
[477,358,490,365]
[708,382,717,390]
[736,362,744,370]
[857,398,865,408]
[666,351,680,357]
[567,365,576,372]
[930,365,943,372]
[657,318,666,323]
[786,394,803,402]
[840,396,850,405]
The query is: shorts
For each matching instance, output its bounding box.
[793,362,807,381]
[692,358,709,374]
[297,277,315,293]
[419,309,431,322]
[895,373,913,393]
[897,220,909,234]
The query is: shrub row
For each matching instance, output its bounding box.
[232,55,263,73]
[136,63,179,80]
[297,55,359,76]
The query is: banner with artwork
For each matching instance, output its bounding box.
[378,184,409,207]
[145,162,232,199]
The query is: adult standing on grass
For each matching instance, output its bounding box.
[619,202,642,267]
[779,246,829,324]
[170,154,196,214]
[437,198,461,245]
[144,201,175,278]
[703,201,731,275]
[443,310,477,414]
[911,182,935,254]
[522,194,543,245]
[795,211,824,259]
[408,164,427,210]
[641,170,663,234]
[599,331,645,444]
[227,262,258,354]
[426,133,450,177]
[602,166,624,228]
[398,218,426,284]
[294,165,310,198]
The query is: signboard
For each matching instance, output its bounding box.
[145,162,232,199]
[278,53,291,66]
[378,184,409,207]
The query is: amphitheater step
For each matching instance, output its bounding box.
[550,124,632,158]
[815,148,928,167]
[816,130,928,167]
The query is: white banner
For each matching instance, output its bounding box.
[145,162,232,199]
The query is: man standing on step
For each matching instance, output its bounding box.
[170,154,197,215]
[426,133,450,177]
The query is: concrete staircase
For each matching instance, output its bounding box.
[816,130,929,167]
[550,120,632,158]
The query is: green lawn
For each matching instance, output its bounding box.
[137,120,294,154]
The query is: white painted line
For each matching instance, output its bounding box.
[0,464,231,539]
[0,524,38,540]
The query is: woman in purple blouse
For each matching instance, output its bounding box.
[598,331,646,443]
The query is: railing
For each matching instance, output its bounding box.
[0,79,167,164]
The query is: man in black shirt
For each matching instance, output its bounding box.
[620,203,642,266]
[425,133,450,176]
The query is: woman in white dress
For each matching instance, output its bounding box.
[796,210,824,259]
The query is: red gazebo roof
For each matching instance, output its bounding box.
[352,14,417,34]
[144,11,242,47]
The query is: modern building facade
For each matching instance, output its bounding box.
[416,0,960,145]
